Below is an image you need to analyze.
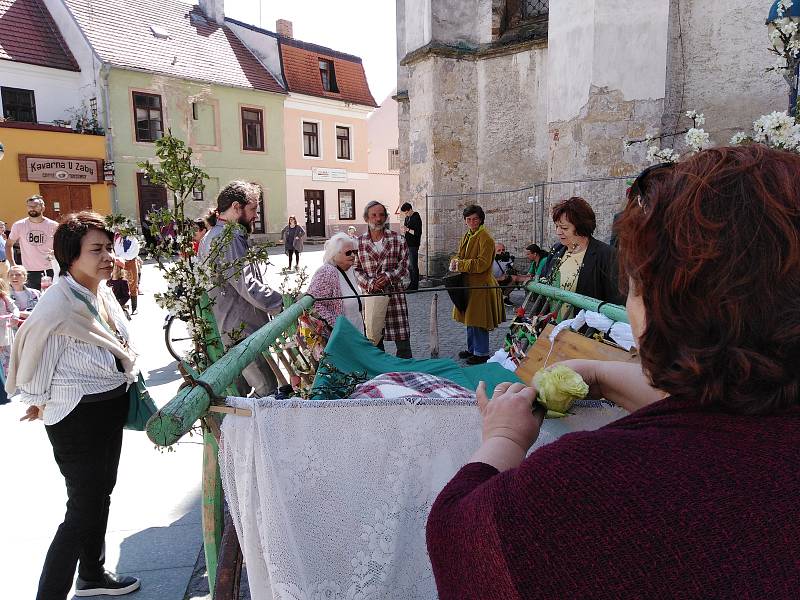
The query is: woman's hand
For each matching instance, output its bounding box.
[20,405,43,422]
[470,381,545,472]
[555,359,666,412]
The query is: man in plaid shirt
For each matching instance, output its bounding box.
[354,201,412,358]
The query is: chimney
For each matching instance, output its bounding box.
[199,0,225,25]
[276,19,293,39]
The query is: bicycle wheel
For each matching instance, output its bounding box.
[164,313,194,362]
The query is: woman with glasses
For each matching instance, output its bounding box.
[306,232,364,334]
[427,145,800,598]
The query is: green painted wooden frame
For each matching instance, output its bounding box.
[145,283,624,594]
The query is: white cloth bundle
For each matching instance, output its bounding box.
[219,376,628,599]
[549,309,636,351]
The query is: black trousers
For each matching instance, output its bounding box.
[287,249,300,267]
[407,245,420,290]
[377,336,413,359]
[37,392,128,600]
[27,268,54,291]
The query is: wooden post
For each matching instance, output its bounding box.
[202,418,223,592]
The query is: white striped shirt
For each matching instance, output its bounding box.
[16,276,132,425]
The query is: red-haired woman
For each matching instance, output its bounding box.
[544,196,624,317]
[426,145,800,598]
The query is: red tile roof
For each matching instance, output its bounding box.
[0,0,79,71]
[279,38,377,107]
[61,0,284,93]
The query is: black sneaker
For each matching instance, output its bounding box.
[466,354,490,365]
[75,571,140,596]
[458,350,474,359]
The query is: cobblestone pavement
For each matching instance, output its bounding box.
[382,285,526,362]
[267,245,525,364]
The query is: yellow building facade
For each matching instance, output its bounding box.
[0,123,111,225]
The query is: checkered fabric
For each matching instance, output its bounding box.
[354,231,411,341]
[351,372,473,400]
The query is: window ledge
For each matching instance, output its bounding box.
[400,29,547,67]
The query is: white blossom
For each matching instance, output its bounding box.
[646,145,680,164]
[730,131,750,145]
[685,128,710,152]
[753,111,800,150]
[780,18,799,37]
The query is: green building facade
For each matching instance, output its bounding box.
[108,68,287,237]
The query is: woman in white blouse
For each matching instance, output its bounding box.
[307,232,365,334]
[7,212,141,599]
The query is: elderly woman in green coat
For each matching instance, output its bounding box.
[450,205,505,364]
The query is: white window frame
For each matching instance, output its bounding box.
[334,123,354,163]
[300,118,324,160]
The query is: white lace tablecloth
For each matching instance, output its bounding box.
[219,390,627,600]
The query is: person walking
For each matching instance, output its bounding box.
[450,205,504,364]
[199,181,283,396]
[280,215,305,271]
[6,195,59,290]
[401,202,422,291]
[112,229,141,315]
[354,201,412,358]
[8,211,141,599]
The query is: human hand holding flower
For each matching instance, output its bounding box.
[471,381,544,472]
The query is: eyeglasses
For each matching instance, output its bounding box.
[628,162,675,214]
[344,250,357,257]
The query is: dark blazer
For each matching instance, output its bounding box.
[545,237,624,306]
[404,212,422,248]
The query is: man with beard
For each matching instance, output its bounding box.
[355,200,412,358]
[6,195,59,290]
[198,181,282,396]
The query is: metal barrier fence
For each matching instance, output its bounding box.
[423,175,633,279]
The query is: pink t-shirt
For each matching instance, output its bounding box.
[10,217,59,271]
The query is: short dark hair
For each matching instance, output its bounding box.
[616,144,800,415]
[54,211,113,272]
[462,204,485,224]
[216,181,261,214]
[552,196,596,237]
[400,202,412,212]
[526,243,547,257]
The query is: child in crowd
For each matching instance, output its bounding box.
[107,265,132,319]
[8,265,40,322]
[0,277,19,375]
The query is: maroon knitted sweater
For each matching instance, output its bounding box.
[427,396,800,599]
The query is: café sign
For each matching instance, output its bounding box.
[311,167,348,182]
[19,155,103,184]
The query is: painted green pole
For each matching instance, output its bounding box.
[202,421,223,593]
[524,281,629,324]
[146,294,315,447]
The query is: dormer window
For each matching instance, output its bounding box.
[319,59,339,93]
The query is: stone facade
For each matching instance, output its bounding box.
[397,0,788,276]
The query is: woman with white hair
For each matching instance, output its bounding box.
[306,232,364,333]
